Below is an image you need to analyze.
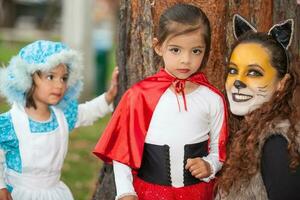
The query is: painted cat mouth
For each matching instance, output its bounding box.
[232,93,253,102]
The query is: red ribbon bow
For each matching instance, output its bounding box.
[173,79,187,111]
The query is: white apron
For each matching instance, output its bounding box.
[6,103,74,200]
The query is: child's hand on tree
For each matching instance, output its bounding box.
[0,188,13,200]
[105,67,119,104]
[185,157,212,179]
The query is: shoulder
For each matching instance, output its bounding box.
[261,134,289,166]
[0,111,16,143]
[199,86,223,100]
[196,86,224,109]
[0,111,13,129]
[122,79,149,98]
[263,134,288,153]
[60,100,78,131]
[258,119,290,149]
[61,99,78,114]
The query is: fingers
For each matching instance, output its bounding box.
[185,157,212,179]
[0,188,13,200]
[185,157,201,170]
[105,67,119,104]
[111,66,119,85]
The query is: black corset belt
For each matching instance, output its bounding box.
[137,140,209,186]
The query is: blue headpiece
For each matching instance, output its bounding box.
[0,40,83,109]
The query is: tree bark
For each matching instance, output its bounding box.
[92,1,300,199]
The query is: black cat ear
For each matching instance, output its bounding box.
[268,19,294,49]
[233,14,257,40]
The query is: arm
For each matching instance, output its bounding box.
[75,93,113,127]
[261,135,300,200]
[75,67,118,127]
[113,161,137,200]
[185,96,224,181]
[0,150,12,200]
[202,96,224,180]
[0,150,6,189]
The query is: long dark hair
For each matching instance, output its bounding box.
[217,31,300,195]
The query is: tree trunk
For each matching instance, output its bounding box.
[92,1,299,199]
[0,0,16,27]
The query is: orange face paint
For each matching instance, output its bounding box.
[226,43,281,116]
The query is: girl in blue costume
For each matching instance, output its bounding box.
[0,40,118,200]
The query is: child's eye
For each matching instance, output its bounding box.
[228,67,238,75]
[169,48,180,54]
[62,76,69,82]
[248,70,263,77]
[47,75,54,80]
[192,49,202,54]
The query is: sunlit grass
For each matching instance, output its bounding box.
[0,41,28,64]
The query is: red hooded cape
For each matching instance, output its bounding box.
[93,69,228,170]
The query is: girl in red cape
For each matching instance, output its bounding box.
[94,3,228,200]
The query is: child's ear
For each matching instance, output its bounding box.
[277,73,291,92]
[153,38,163,56]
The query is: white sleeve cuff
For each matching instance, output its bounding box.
[113,161,136,199]
[201,156,222,182]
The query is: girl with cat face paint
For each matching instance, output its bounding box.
[226,42,283,116]
[215,15,300,200]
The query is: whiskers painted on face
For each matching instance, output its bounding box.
[258,85,268,89]
[257,85,268,94]
[256,85,269,97]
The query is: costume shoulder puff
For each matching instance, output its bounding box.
[0,112,16,146]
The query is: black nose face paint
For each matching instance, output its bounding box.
[233,80,247,90]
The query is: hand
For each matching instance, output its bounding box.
[185,157,212,179]
[105,67,119,104]
[0,188,13,200]
[119,195,137,200]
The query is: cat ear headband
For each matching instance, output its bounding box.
[233,14,294,50]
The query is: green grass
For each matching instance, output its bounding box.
[0,41,29,64]
[0,100,108,200]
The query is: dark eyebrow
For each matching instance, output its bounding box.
[47,71,69,76]
[248,64,265,72]
[167,44,205,49]
[168,45,180,48]
[192,46,205,49]
[228,62,237,67]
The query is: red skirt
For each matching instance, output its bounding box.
[133,176,215,200]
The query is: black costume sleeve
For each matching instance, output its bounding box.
[261,135,300,200]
